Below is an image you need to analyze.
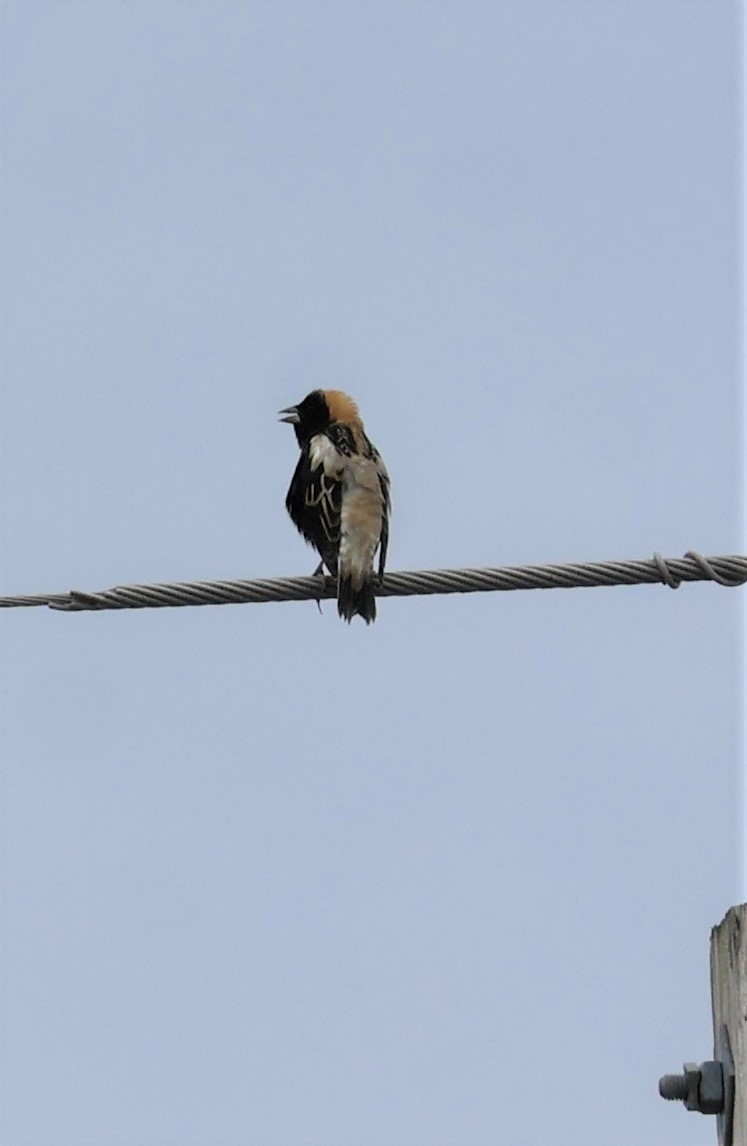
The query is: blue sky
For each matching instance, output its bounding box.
[1,3,742,1144]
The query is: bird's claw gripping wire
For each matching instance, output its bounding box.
[311,561,326,614]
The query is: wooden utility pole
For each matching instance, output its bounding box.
[711,905,746,1146]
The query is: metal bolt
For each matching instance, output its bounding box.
[658,1062,720,1112]
[659,1073,690,1102]
[659,1027,735,1146]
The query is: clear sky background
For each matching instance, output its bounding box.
[1,3,742,1145]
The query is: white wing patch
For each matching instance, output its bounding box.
[309,434,344,477]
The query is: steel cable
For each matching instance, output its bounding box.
[0,551,743,614]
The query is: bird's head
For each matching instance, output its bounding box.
[279,389,361,446]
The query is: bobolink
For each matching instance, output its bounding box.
[280,389,391,624]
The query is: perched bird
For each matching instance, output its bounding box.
[279,389,390,624]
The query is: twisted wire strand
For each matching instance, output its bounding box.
[0,551,744,614]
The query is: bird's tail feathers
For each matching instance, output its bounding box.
[337,572,376,624]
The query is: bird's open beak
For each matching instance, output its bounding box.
[278,406,300,424]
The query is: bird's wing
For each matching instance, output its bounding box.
[285,434,344,574]
[377,463,391,579]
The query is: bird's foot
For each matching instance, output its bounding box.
[311,561,326,614]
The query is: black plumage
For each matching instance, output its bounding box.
[285,445,342,577]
